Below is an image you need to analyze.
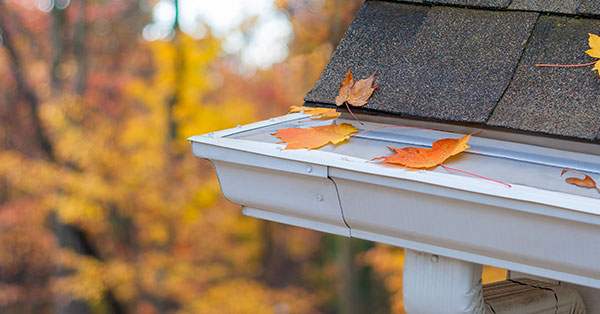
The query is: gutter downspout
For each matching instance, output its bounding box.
[403,249,485,314]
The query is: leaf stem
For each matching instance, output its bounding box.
[440,164,511,188]
[344,102,364,125]
[535,61,596,68]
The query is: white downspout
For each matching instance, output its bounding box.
[403,249,485,314]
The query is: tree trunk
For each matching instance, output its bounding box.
[338,237,360,314]
[166,0,182,141]
[73,0,87,95]
[0,11,55,161]
[50,6,65,92]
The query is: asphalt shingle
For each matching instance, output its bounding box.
[488,15,600,140]
[578,1,600,16]
[427,0,511,8]
[394,0,600,16]
[305,1,538,123]
[305,1,429,110]
[509,0,581,15]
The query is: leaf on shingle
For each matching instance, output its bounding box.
[274,123,357,150]
[585,33,600,76]
[334,69,377,108]
[372,134,473,169]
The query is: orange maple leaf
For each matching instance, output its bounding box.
[334,69,376,108]
[274,123,357,150]
[372,134,473,169]
[561,169,600,192]
[288,105,340,120]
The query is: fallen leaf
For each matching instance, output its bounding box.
[274,123,357,150]
[334,69,376,108]
[585,33,600,76]
[561,169,600,192]
[288,105,340,120]
[372,134,473,169]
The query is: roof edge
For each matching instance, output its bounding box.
[303,101,600,151]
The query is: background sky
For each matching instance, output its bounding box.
[145,0,293,70]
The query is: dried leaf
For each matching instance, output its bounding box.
[585,33,600,76]
[334,69,376,108]
[372,134,473,169]
[288,105,340,120]
[561,169,600,192]
[274,123,358,150]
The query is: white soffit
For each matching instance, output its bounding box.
[189,113,600,288]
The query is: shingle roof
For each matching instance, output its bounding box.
[397,0,600,15]
[304,0,600,142]
[488,15,600,140]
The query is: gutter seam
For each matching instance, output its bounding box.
[327,166,352,235]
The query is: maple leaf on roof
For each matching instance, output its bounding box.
[537,33,600,77]
[372,134,473,169]
[335,69,377,108]
[273,123,357,150]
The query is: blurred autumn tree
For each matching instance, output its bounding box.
[0,0,383,313]
[0,0,508,312]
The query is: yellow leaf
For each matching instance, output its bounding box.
[593,60,600,76]
[274,123,357,150]
[288,105,340,120]
[585,33,600,59]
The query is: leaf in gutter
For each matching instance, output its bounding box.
[372,134,473,169]
[274,123,358,150]
[288,105,340,120]
[334,69,377,108]
[561,169,600,192]
[585,33,600,76]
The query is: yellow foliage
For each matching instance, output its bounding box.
[361,244,406,314]
[179,279,316,314]
[53,250,107,303]
[482,266,507,284]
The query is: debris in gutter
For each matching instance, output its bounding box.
[561,169,600,193]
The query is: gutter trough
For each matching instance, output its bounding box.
[189,113,600,289]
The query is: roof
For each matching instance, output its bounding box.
[304,0,600,143]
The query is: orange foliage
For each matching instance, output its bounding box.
[561,169,600,192]
[288,105,340,120]
[274,123,358,150]
[373,134,473,169]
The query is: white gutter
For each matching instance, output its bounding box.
[189,114,599,312]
